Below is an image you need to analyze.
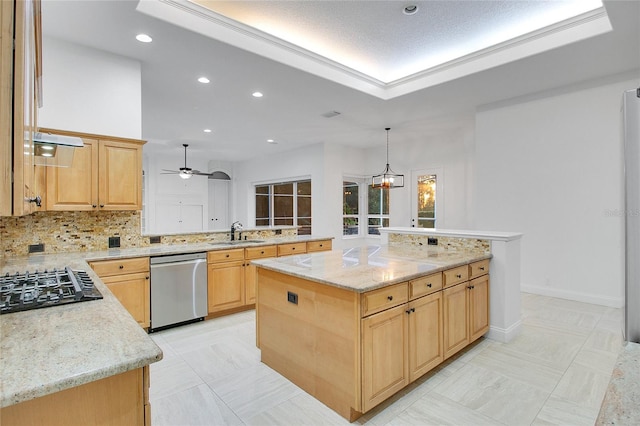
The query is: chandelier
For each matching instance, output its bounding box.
[372,127,404,189]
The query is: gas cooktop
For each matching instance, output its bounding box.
[0,267,103,314]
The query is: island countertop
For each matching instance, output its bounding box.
[252,245,491,292]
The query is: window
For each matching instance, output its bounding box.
[255,179,311,235]
[342,179,389,237]
[417,174,436,228]
[343,181,359,235]
[368,186,389,235]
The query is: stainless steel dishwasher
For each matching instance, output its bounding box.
[150,252,208,331]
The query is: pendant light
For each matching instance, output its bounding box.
[372,127,404,189]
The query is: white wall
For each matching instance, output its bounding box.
[145,152,209,234]
[39,37,142,139]
[474,78,635,307]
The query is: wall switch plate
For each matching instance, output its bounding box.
[427,237,438,246]
[108,236,121,248]
[287,291,298,305]
[149,236,161,244]
[28,243,45,253]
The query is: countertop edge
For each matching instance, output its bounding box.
[380,227,523,242]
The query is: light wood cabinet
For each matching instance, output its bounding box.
[362,304,408,412]
[89,257,150,329]
[1,0,42,217]
[307,239,332,252]
[408,291,443,381]
[244,245,277,304]
[41,129,145,211]
[277,242,307,256]
[443,265,490,359]
[207,249,245,313]
[0,367,149,426]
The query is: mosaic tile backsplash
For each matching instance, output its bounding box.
[0,211,297,258]
[388,233,490,254]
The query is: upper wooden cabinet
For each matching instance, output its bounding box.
[1,0,42,216]
[42,129,145,211]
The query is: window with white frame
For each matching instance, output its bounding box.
[255,179,311,235]
[342,178,389,237]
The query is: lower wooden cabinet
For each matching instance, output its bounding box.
[1,367,149,426]
[244,245,277,304]
[361,290,444,412]
[443,274,490,359]
[362,304,408,412]
[89,257,150,329]
[207,259,245,313]
[408,291,444,381]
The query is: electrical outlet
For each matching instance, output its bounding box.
[287,291,298,305]
[275,229,282,235]
[28,243,45,253]
[108,236,121,248]
[149,236,161,244]
[427,237,438,246]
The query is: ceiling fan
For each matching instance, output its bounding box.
[162,144,230,180]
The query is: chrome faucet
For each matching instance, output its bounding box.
[230,221,243,241]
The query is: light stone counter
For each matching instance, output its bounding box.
[0,234,333,407]
[252,245,491,293]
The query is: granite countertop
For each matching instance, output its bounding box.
[0,234,333,408]
[596,341,640,425]
[252,245,491,292]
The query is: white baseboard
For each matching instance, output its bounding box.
[487,320,522,343]
[521,284,623,308]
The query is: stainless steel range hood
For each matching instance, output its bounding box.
[33,132,84,167]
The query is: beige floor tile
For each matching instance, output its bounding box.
[206,363,303,420]
[151,383,243,426]
[433,362,550,425]
[583,327,624,354]
[246,392,351,426]
[552,363,612,410]
[573,348,619,375]
[467,346,564,392]
[531,395,600,426]
[385,392,504,426]
[489,324,584,371]
[149,355,204,401]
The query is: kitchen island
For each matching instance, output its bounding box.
[253,245,491,421]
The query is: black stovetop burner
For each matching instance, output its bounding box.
[0,267,103,314]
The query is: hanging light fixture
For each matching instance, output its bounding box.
[372,127,404,189]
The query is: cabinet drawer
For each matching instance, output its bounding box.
[409,272,443,300]
[90,257,149,277]
[443,265,469,288]
[307,239,332,252]
[245,245,277,260]
[469,259,490,279]
[277,242,307,256]
[361,282,408,317]
[208,249,244,263]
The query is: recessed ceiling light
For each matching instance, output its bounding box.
[267,139,277,144]
[403,5,418,15]
[204,129,212,133]
[198,77,210,84]
[135,34,153,43]
[252,92,264,98]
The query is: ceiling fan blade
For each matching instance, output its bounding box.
[161,169,179,173]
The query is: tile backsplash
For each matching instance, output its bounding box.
[388,233,491,254]
[0,211,297,258]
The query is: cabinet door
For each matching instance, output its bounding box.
[0,0,13,216]
[443,282,469,359]
[207,261,245,313]
[46,139,98,210]
[408,291,443,381]
[244,263,257,304]
[362,304,408,413]
[469,275,490,342]
[101,272,150,328]
[99,140,142,210]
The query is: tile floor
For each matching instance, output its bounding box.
[148,293,623,425]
